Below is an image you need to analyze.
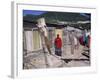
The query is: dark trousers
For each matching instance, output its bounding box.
[55,47,62,56]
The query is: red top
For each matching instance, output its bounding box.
[55,37,62,48]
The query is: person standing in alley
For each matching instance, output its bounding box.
[73,31,79,50]
[54,34,62,56]
[69,30,79,54]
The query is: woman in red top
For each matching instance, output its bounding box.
[54,34,62,56]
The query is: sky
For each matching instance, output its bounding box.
[23,10,47,16]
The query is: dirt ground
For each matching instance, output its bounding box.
[23,43,90,69]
